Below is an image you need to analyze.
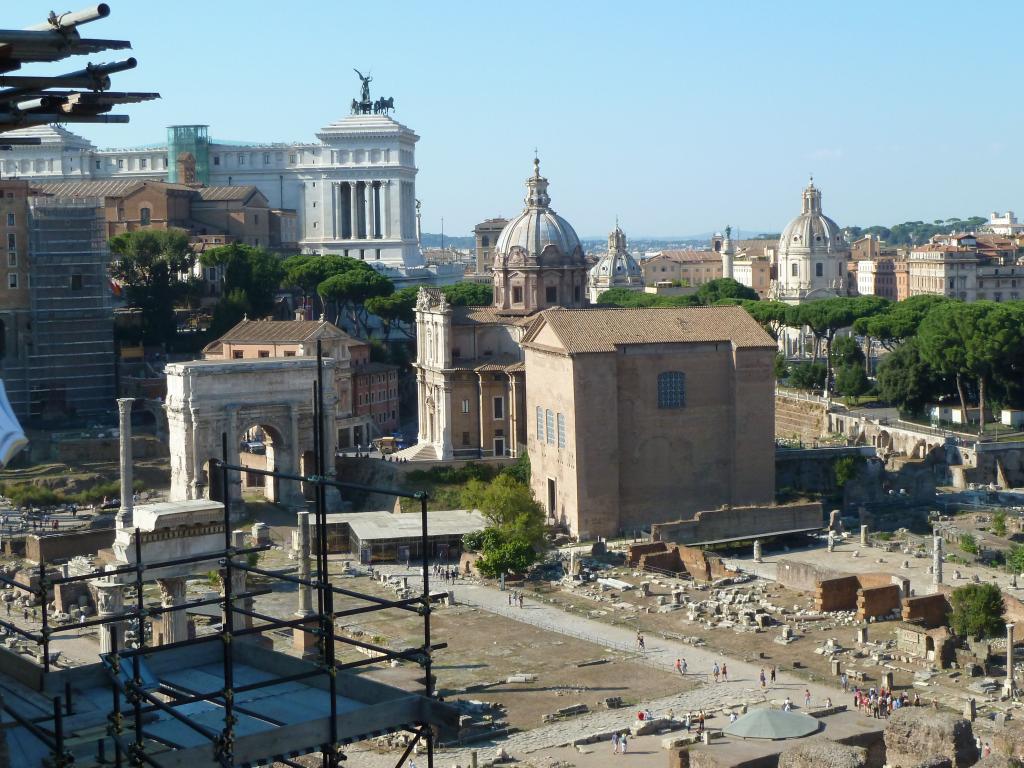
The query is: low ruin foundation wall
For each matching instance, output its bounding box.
[816,575,862,612]
[652,502,822,545]
[25,528,115,564]
[627,542,668,568]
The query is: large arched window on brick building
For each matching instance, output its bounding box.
[657,371,685,409]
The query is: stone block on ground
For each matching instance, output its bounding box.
[883,708,977,768]
[778,740,867,768]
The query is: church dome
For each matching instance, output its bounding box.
[590,227,642,280]
[494,159,583,268]
[778,179,846,257]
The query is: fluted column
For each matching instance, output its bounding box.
[295,511,313,617]
[367,181,377,239]
[116,398,135,528]
[95,582,125,654]
[157,577,188,645]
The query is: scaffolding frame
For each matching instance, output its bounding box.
[0,342,443,768]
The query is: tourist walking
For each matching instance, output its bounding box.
[611,732,619,754]
[674,658,682,676]
[759,667,766,688]
[840,672,848,692]
[804,689,811,709]
[770,665,776,684]
[684,712,691,732]
[712,662,720,683]
[620,733,628,754]
[721,662,728,682]
[681,657,688,674]
[636,630,645,652]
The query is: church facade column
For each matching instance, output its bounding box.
[508,374,519,458]
[383,181,392,239]
[157,577,188,645]
[416,373,427,445]
[440,384,453,460]
[330,182,339,239]
[477,373,486,457]
[95,581,125,654]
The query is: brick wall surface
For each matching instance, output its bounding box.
[627,542,668,567]
[857,585,901,620]
[816,575,862,612]
[26,528,115,563]
[775,392,829,444]
[902,594,951,628]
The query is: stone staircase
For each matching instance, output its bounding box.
[393,441,443,462]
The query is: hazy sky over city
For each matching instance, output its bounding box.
[15,1,1024,237]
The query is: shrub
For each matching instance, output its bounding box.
[833,455,864,487]
[959,534,978,555]
[991,511,1007,537]
[949,583,1005,639]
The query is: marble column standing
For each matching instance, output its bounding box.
[295,511,313,617]
[95,581,125,654]
[367,181,377,239]
[116,398,135,528]
[156,577,188,645]
[1006,623,1016,697]
[933,534,943,587]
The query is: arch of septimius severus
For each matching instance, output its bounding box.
[164,357,338,513]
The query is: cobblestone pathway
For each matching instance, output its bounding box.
[345,568,846,766]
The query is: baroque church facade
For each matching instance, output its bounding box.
[409,159,588,461]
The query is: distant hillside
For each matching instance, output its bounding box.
[420,232,475,249]
[845,216,986,246]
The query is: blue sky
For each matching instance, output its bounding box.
[14,1,1024,237]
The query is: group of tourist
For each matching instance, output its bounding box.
[506,590,525,608]
[609,731,629,754]
[432,564,458,585]
[852,686,920,718]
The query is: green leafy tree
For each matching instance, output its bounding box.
[442,281,493,306]
[109,228,195,344]
[500,453,531,485]
[959,533,978,555]
[281,254,353,316]
[949,583,1005,639]
[835,364,869,398]
[830,335,865,369]
[694,278,758,305]
[991,512,1007,537]
[744,300,790,339]
[1008,545,1024,574]
[318,266,393,337]
[365,286,419,339]
[200,243,285,318]
[788,362,827,391]
[210,288,252,336]
[461,472,546,578]
[876,338,951,415]
[773,352,789,380]
[476,536,537,578]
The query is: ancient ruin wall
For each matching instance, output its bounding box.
[775,390,830,443]
[902,594,951,628]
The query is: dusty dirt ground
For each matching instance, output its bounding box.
[250,548,693,731]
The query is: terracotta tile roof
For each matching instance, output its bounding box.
[193,185,263,202]
[647,249,721,264]
[449,355,523,372]
[208,318,350,346]
[29,179,193,198]
[451,306,536,326]
[526,306,775,354]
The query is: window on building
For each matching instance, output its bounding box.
[289,154,297,164]
[545,285,557,304]
[284,351,296,357]
[657,371,686,409]
[95,160,101,170]
[493,396,504,420]
[239,154,246,166]
[6,233,14,250]
[574,285,581,303]
[139,207,151,225]
[7,273,17,289]
[264,153,271,165]
[140,158,148,169]
[254,214,259,225]
[512,286,523,304]
[70,274,82,290]
[257,350,270,358]
[557,413,566,448]
[536,406,543,438]
[6,213,13,226]
[7,252,15,268]
[815,263,823,277]
[232,350,244,359]
[545,409,554,445]
[213,155,220,166]
[117,158,124,169]
[461,399,469,414]
[791,263,798,277]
